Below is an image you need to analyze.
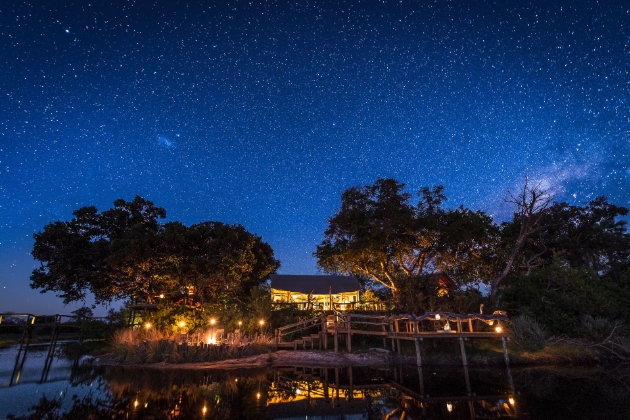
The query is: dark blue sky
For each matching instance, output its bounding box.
[1,0,628,315]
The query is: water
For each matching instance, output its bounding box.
[1,344,629,419]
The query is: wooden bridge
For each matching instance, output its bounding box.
[0,313,87,385]
[275,311,512,369]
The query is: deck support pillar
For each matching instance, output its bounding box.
[394,319,401,355]
[389,319,396,352]
[381,323,387,349]
[334,314,338,353]
[502,336,515,394]
[346,314,352,352]
[459,337,468,366]
[412,316,422,367]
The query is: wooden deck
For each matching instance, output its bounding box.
[275,311,513,369]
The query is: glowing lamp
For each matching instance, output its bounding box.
[259,320,265,326]
[446,402,453,412]
[443,321,451,331]
[435,314,441,320]
[179,321,186,328]
[159,294,164,299]
[509,397,515,405]
[202,406,207,414]
[256,392,261,399]
[210,318,216,326]
[144,322,151,329]
[238,321,243,327]
[495,324,503,333]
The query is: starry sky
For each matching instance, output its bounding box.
[1,0,628,315]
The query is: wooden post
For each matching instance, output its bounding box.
[346,314,352,352]
[324,368,330,402]
[321,315,326,350]
[334,313,338,353]
[381,319,387,348]
[275,329,279,350]
[389,319,396,352]
[459,337,468,366]
[413,316,422,367]
[463,361,472,396]
[417,366,425,397]
[502,337,515,394]
[394,318,401,355]
[468,319,474,332]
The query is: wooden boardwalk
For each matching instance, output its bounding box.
[0,313,85,385]
[275,311,512,370]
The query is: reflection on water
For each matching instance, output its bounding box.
[1,344,630,419]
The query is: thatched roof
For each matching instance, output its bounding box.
[270,274,360,294]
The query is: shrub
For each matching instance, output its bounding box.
[509,315,548,347]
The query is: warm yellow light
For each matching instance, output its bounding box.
[295,388,301,395]
[202,406,207,414]
[144,403,148,408]
[179,321,186,328]
[144,322,151,329]
[159,294,164,299]
[444,321,451,331]
[210,318,216,326]
[435,314,441,320]
[208,338,217,345]
[256,392,261,399]
[446,402,453,412]
[134,400,139,408]
[508,397,515,405]
[259,320,265,326]
[495,326,503,333]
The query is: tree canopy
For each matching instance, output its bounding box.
[30,196,280,305]
[316,177,630,315]
[314,178,497,302]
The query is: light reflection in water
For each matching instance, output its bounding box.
[3,345,630,419]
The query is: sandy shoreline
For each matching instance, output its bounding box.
[98,349,393,370]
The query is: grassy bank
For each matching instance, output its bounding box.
[109,328,275,365]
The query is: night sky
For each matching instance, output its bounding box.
[1,0,628,315]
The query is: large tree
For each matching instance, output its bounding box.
[315,178,497,302]
[489,179,554,297]
[497,195,630,285]
[30,197,279,305]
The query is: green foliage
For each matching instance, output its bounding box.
[30,196,279,305]
[315,178,497,303]
[501,261,630,336]
[509,315,548,347]
[144,304,207,333]
[575,315,623,343]
[396,276,484,314]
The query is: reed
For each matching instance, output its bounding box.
[109,328,275,364]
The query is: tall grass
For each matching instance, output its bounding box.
[509,315,548,347]
[109,328,275,364]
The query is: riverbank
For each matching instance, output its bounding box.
[98,349,391,370]
[98,340,602,370]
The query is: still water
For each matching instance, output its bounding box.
[1,344,629,419]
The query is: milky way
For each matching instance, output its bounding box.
[1,0,628,314]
